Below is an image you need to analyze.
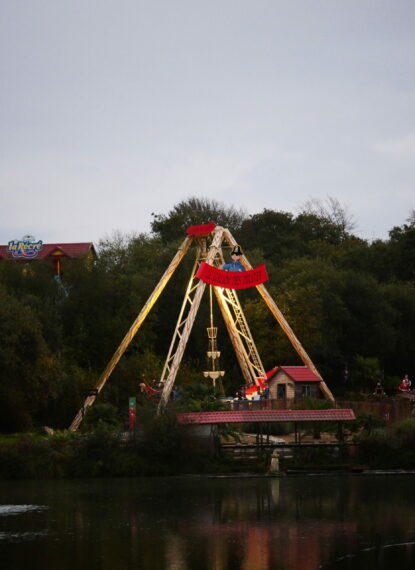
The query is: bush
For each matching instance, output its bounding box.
[354,430,397,468]
[175,382,226,412]
[394,417,415,444]
[0,434,74,479]
[68,424,120,477]
[355,418,415,469]
[355,411,385,435]
[82,403,122,431]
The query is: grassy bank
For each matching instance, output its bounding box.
[2,416,415,480]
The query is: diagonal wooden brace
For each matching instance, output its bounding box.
[69,236,193,431]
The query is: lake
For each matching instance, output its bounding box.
[0,474,414,569]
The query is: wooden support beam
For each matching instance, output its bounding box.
[69,236,193,431]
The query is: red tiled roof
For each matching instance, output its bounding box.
[269,366,321,383]
[0,242,95,260]
[177,409,356,424]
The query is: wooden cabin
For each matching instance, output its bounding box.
[266,365,323,400]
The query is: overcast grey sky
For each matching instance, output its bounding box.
[1,0,414,245]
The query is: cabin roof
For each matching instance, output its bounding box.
[268,365,321,383]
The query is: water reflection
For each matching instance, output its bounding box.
[0,505,48,516]
[0,475,414,569]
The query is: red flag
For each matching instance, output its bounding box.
[185,222,216,236]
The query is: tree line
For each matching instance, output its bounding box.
[1,197,414,432]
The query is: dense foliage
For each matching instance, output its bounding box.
[1,197,414,432]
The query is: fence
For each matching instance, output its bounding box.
[337,398,414,425]
[224,397,414,425]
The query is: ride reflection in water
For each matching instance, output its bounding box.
[0,475,415,570]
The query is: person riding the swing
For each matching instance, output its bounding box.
[221,245,245,272]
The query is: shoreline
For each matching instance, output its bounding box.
[180,469,415,478]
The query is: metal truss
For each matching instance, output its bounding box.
[214,285,267,386]
[159,246,205,387]
[158,228,225,409]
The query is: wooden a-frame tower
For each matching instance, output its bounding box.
[69,225,334,431]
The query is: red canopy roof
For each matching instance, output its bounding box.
[177,409,356,424]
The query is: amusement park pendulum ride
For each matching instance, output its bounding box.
[69,222,334,431]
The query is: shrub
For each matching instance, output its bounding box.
[82,403,122,431]
[394,417,415,444]
[355,430,398,468]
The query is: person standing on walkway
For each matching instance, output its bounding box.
[398,374,411,392]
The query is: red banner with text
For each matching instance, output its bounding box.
[195,262,268,289]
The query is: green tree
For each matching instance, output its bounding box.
[381,282,415,375]
[351,356,383,392]
[388,216,415,280]
[298,196,356,239]
[151,197,247,243]
[0,286,60,431]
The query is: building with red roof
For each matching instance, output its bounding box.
[266,365,323,400]
[0,241,96,277]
